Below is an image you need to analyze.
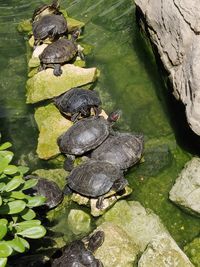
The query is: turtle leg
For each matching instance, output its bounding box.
[87,231,105,253]
[63,184,73,195]
[80,107,90,118]
[63,155,75,171]
[53,64,62,76]
[93,106,102,118]
[38,63,46,72]
[33,39,40,49]
[71,112,81,122]
[112,177,128,193]
[78,49,85,60]
[96,196,104,210]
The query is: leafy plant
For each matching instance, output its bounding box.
[0,140,46,267]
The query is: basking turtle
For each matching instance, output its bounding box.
[57,111,121,170]
[39,31,81,76]
[25,176,63,209]
[64,160,128,209]
[54,88,102,122]
[32,14,68,47]
[32,0,61,22]
[91,132,144,171]
[52,231,104,267]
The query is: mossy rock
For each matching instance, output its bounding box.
[34,103,73,159]
[184,237,200,267]
[26,64,98,103]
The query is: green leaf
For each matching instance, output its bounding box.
[4,176,24,192]
[0,243,13,257]
[0,196,2,206]
[0,142,12,151]
[5,191,26,199]
[17,225,46,239]
[18,237,30,250]
[22,179,38,190]
[0,225,7,241]
[26,196,46,207]
[0,200,26,214]
[16,220,41,231]
[0,183,5,191]
[20,208,36,220]
[6,236,25,253]
[3,165,18,175]
[0,258,7,267]
[17,166,29,175]
[0,151,13,165]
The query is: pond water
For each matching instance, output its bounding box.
[0,0,199,255]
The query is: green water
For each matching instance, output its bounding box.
[0,0,199,254]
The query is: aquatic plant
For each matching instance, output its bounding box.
[0,139,46,267]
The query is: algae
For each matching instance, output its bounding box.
[184,237,200,267]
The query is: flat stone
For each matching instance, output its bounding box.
[169,157,200,216]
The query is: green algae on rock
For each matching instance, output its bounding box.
[67,209,91,235]
[34,103,73,159]
[26,64,98,103]
[184,237,200,267]
[94,222,139,267]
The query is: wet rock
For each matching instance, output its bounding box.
[34,103,73,159]
[135,0,200,136]
[138,233,194,267]
[94,222,139,267]
[184,237,200,267]
[26,64,98,103]
[67,209,91,235]
[169,157,200,216]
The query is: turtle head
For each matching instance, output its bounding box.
[71,28,81,41]
[107,110,121,123]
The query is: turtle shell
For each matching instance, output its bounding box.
[33,177,63,209]
[39,38,77,64]
[67,160,123,197]
[91,132,144,170]
[33,14,67,41]
[57,116,110,155]
[54,88,101,114]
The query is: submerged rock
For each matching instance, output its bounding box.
[184,237,200,267]
[169,157,200,217]
[135,0,200,136]
[26,64,98,103]
[34,103,73,159]
[67,209,91,235]
[138,233,194,267]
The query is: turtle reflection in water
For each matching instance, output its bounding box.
[64,160,128,209]
[54,88,102,122]
[39,30,83,76]
[52,231,105,267]
[32,0,61,22]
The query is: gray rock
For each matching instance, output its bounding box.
[169,157,200,216]
[135,0,200,135]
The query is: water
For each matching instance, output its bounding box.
[0,0,199,255]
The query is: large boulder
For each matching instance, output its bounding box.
[169,157,200,216]
[135,0,200,136]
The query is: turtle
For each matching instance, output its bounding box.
[64,160,128,209]
[54,88,102,122]
[91,132,144,171]
[25,176,63,209]
[32,14,68,47]
[32,0,61,22]
[57,110,121,170]
[39,30,82,76]
[52,231,104,267]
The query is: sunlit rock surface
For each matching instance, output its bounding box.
[135,0,200,136]
[169,158,200,216]
[67,209,91,235]
[138,233,194,267]
[34,103,72,159]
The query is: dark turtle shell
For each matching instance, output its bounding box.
[32,0,60,22]
[91,132,144,170]
[32,177,63,209]
[39,38,77,64]
[67,160,123,197]
[57,116,110,155]
[54,88,101,115]
[33,14,67,41]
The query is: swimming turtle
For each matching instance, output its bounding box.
[52,230,104,267]
[64,160,128,209]
[32,14,68,47]
[54,88,102,122]
[91,132,144,171]
[32,0,61,22]
[39,31,81,76]
[25,176,63,209]
[57,110,121,170]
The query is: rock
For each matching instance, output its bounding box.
[184,237,200,267]
[67,209,91,235]
[26,64,98,103]
[169,157,200,216]
[135,0,200,136]
[138,233,194,267]
[94,222,139,267]
[34,103,73,159]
